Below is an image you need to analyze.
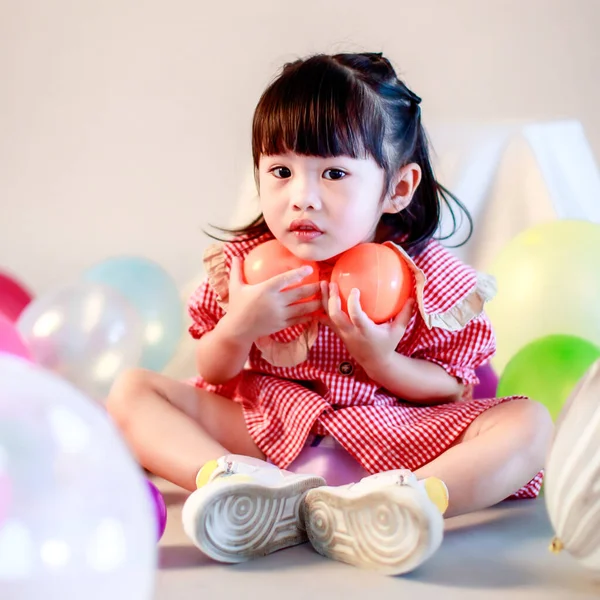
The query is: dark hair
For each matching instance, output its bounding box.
[210,52,472,254]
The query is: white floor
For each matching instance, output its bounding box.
[153,478,600,600]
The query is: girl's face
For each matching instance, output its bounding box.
[258,153,394,262]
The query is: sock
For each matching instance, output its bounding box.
[195,459,220,489]
[422,477,449,515]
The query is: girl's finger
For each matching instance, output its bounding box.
[320,280,330,313]
[287,299,323,318]
[282,282,321,305]
[391,298,416,333]
[268,266,314,292]
[346,288,371,331]
[328,282,351,331]
[317,312,335,330]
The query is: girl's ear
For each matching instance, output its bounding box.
[383,163,422,214]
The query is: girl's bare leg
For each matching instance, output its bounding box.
[414,398,553,517]
[106,369,264,491]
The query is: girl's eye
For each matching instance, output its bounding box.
[271,167,292,179]
[323,169,347,181]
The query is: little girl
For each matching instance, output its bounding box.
[107,52,553,575]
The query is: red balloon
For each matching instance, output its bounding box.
[0,271,33,323]
[331,243,413,324]
[243,240,320,294]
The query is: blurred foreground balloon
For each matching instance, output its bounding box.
[0,313,31,360]
[486,220,600,373]
[0,354,156,599]
[0,270,33,323]
[83,257,182,372]
[546,359,600,571]
[17,282,143,402]
[497,334,600,421]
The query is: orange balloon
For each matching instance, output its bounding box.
[331,243,413,324]
[243,240,320,294]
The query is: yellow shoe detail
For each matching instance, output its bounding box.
[195,459,220,489]
[423,477,449,515]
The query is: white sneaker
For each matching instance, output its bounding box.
[182,455,325,563]
[302,470,446,575]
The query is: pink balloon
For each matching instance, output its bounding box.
[0,271,33,323]
[0,313,31,360]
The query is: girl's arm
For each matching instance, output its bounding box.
[321,283,494,405]
[361,353,463,404]
[195,313,255,384]
[359,310,496,405]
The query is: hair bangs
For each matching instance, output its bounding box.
[252,56,386,167]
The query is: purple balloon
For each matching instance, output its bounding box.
[474,363,499,399]
[147,479,167,541]
[287,442,370,486]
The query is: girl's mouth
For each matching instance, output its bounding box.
[289,220,323,240]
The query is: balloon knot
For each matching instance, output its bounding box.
[549,537,564,554]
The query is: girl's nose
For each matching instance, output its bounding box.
[291,180,322,211]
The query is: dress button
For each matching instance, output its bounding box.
[338,361,354,376]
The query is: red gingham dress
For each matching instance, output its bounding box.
[188,234,543,499]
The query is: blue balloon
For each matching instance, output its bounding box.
[83,256,183,372]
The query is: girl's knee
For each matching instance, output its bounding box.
[509,398,554,463]
[106,368,155,424]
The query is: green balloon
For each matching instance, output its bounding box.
[497,335,600,421]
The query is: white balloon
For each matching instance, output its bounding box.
[545,358,600,571]
[17,282,143,402]
[0,355,156,599]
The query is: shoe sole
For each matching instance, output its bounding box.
[303,485,444,575]
[182,475,325,563]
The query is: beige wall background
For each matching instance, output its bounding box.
[1,0,599,295]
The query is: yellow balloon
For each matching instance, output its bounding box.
[486,220,600,373]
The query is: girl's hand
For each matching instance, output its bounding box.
[320,281,415,370]
[223,256,322,343]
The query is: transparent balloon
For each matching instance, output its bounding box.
[0,355,156,599]
[486,220,600,373]
[83,257,182,372]
[16,282,143,402]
